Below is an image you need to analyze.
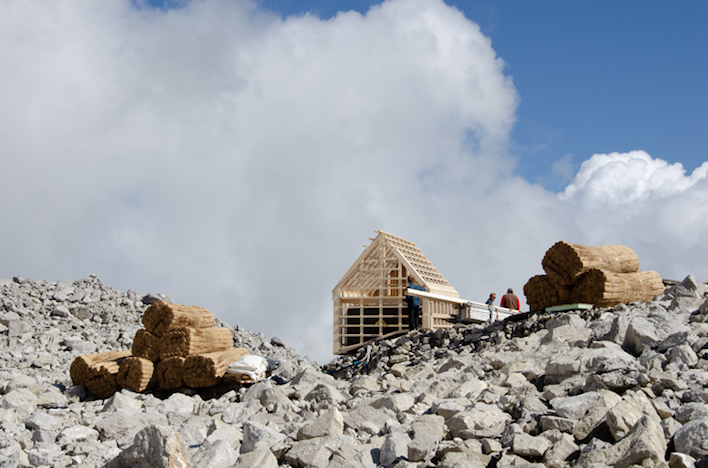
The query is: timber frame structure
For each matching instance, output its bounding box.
[333,231,461,355]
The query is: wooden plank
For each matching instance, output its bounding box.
[545,303,594,312]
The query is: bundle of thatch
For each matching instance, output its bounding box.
[131,329,161,362]
[155,357,186,390]
[116,357,158,393]
[70,350,132,386]
[182,348,250,388]
[523,275,572,311]
[142,301,215,337]
[524,241,662,310]
[542,241,639,286]
[69,350,132,399]
[159,326,234,360]
[572,269,664,307]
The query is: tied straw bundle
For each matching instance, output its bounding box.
[572,269,664,308]
[142,301,215,337]
[156,357,186,390]
[542,241,640,286]
[523,275,571,311]
[131,329,161,362]
[182,348,250,388]
[159,326,234,360]
[116,357,158,393]
[70,350,132,399]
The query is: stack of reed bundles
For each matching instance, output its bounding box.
[182,348,250,388]
[71,301,251,398]
[541,241,639,286]
[572,269,664,307]
[159,326,233,360]
[524,241,663,310]
[141,301,216,337]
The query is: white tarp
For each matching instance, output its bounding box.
[226,354,268,381]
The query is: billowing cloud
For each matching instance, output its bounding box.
[559,151,708,279]
[1,0,706,363]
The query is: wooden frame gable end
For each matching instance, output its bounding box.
[333,231,460,354]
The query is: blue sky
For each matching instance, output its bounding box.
[2,0,707,362]
[247,0,708,190]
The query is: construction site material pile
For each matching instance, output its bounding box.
[69,301,257,398]
[524,241,665,311]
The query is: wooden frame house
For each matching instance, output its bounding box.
[333,231,462,355]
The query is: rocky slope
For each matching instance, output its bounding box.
[1,274,707,467]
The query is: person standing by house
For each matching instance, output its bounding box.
[500,288,520,311]
[485,293,496,306]
[485,292,497,323]
[406,276,426,330]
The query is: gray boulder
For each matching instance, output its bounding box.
[108,425,189,468]
[674,418,708,459]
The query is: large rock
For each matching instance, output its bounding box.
[673,418,708,459]
[232,448,279,468]
[512,432,551,458]
[606,390,658,441]
[379,432,411,467]
[551,390,622,440]
[108,425,189,468]
[575,415,667,468]
[297,407,344,440]
[240,421,285,453]
[285,436,338,468]
[624,316,662,354]
[190,439,239,468]
[343,402,392,435]
[447,403,512,438]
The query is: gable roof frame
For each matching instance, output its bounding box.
[333,230,458,299]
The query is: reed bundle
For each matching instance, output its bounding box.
[69,350,132,387]
[572,269,664,308]
[159,326,233,360]
[155,357,186,390]
[70,350,132,399]
[131,329,161,362]
[523,275,571,311]
[116,357,157,393]
[182,348,250,388]
[542,241,639,286]
[141,301,215,337]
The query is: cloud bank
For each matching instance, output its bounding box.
[1,0,706,362]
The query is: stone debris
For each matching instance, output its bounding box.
[1,273,708,466]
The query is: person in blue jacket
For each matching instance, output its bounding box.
[405,276,426,330]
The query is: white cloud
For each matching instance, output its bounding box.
[1,0,706,363]
[558,151,708,279]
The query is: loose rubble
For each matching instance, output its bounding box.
[2,274,708,467]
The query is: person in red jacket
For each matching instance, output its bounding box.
[500,288,520,311]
